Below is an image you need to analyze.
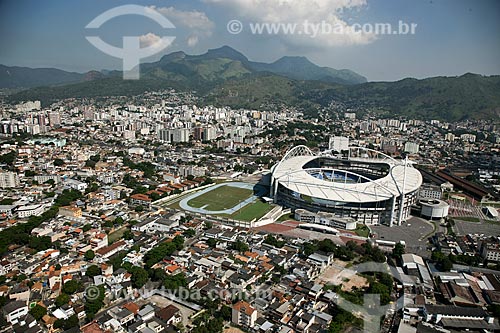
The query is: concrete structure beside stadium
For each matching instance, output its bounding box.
[271,146,423,226]
[420,199,449,219]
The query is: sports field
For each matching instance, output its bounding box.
[186,185,253,211]
[229,200,274,222]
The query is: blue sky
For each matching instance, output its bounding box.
[0,0,499,81]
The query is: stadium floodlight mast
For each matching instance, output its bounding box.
[397,155,409,225]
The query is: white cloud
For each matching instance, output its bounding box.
[139,32,161,48]
[187,35,200,47]
[203,0,376,47]
[148,6,215,47]
[139,33,172,51]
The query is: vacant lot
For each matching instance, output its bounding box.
[316,260,368,292]
[138,295,195,326]
[108,226,128,243]
[186,185,253,211]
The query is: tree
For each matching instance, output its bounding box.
[172,235,185,251]
[85,285,105,319]
[54,314,78,330]
[368,281,391,305]
[30,304,47,320]
[207,238,217,248]
[231,240,249,253]
[0,151,16,166]
[149,268,167,282]
[55,293,70,307]
[84,250,95,261]
[488,304,500,318]
[264,235,286,248]
[62,280,80,295]
[55,189,83,206]
[144,241,178,268]
[218,305,232,321]
[123,230,134,240]
[129,266,149,288]
[103,220,113,229]
[392,243,405,258]
[432,251,453,271]
[28,236,52,251]
[182,229,196,238]
[83,224,92,232]
[24,170,37,177]
[86,265,102,278]
[163,273,186,291]
[53,158,65,167]
[441,257,453,271]
[302,242,319,257]
[318,239,337,253]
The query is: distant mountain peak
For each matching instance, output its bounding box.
[159,51,186,63]
[204,46,248,63]
[272,56,316,68]
[276,55,311,62]
[83,70,104,81]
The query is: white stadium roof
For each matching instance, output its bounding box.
[273,146,422,203]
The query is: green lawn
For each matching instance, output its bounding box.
[108,226,128,244]
[278,213,296,222]
[187,185,254,211]
[354,224,370,237]
[229,201,274,222]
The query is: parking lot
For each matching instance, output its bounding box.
[371,217,434,258]
[453,219,500,237]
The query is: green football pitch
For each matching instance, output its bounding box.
[229,200,274,222]
[186,185,254,211]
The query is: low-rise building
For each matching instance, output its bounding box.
[59,206,82,218]
[2,300,28,324]
[16,204,45,218]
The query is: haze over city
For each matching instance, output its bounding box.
[0,0,499,80]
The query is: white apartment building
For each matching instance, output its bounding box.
[0,172,20,188]
[329,136,349,152]
[16,204,45,218]
[232,300,257,328]
[404,142,420,154]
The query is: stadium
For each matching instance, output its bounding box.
[271,146,423,226]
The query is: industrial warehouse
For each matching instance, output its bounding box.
[271,145,423,226]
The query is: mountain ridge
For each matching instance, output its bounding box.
[2,46,500,122]
[0,45,367,89]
